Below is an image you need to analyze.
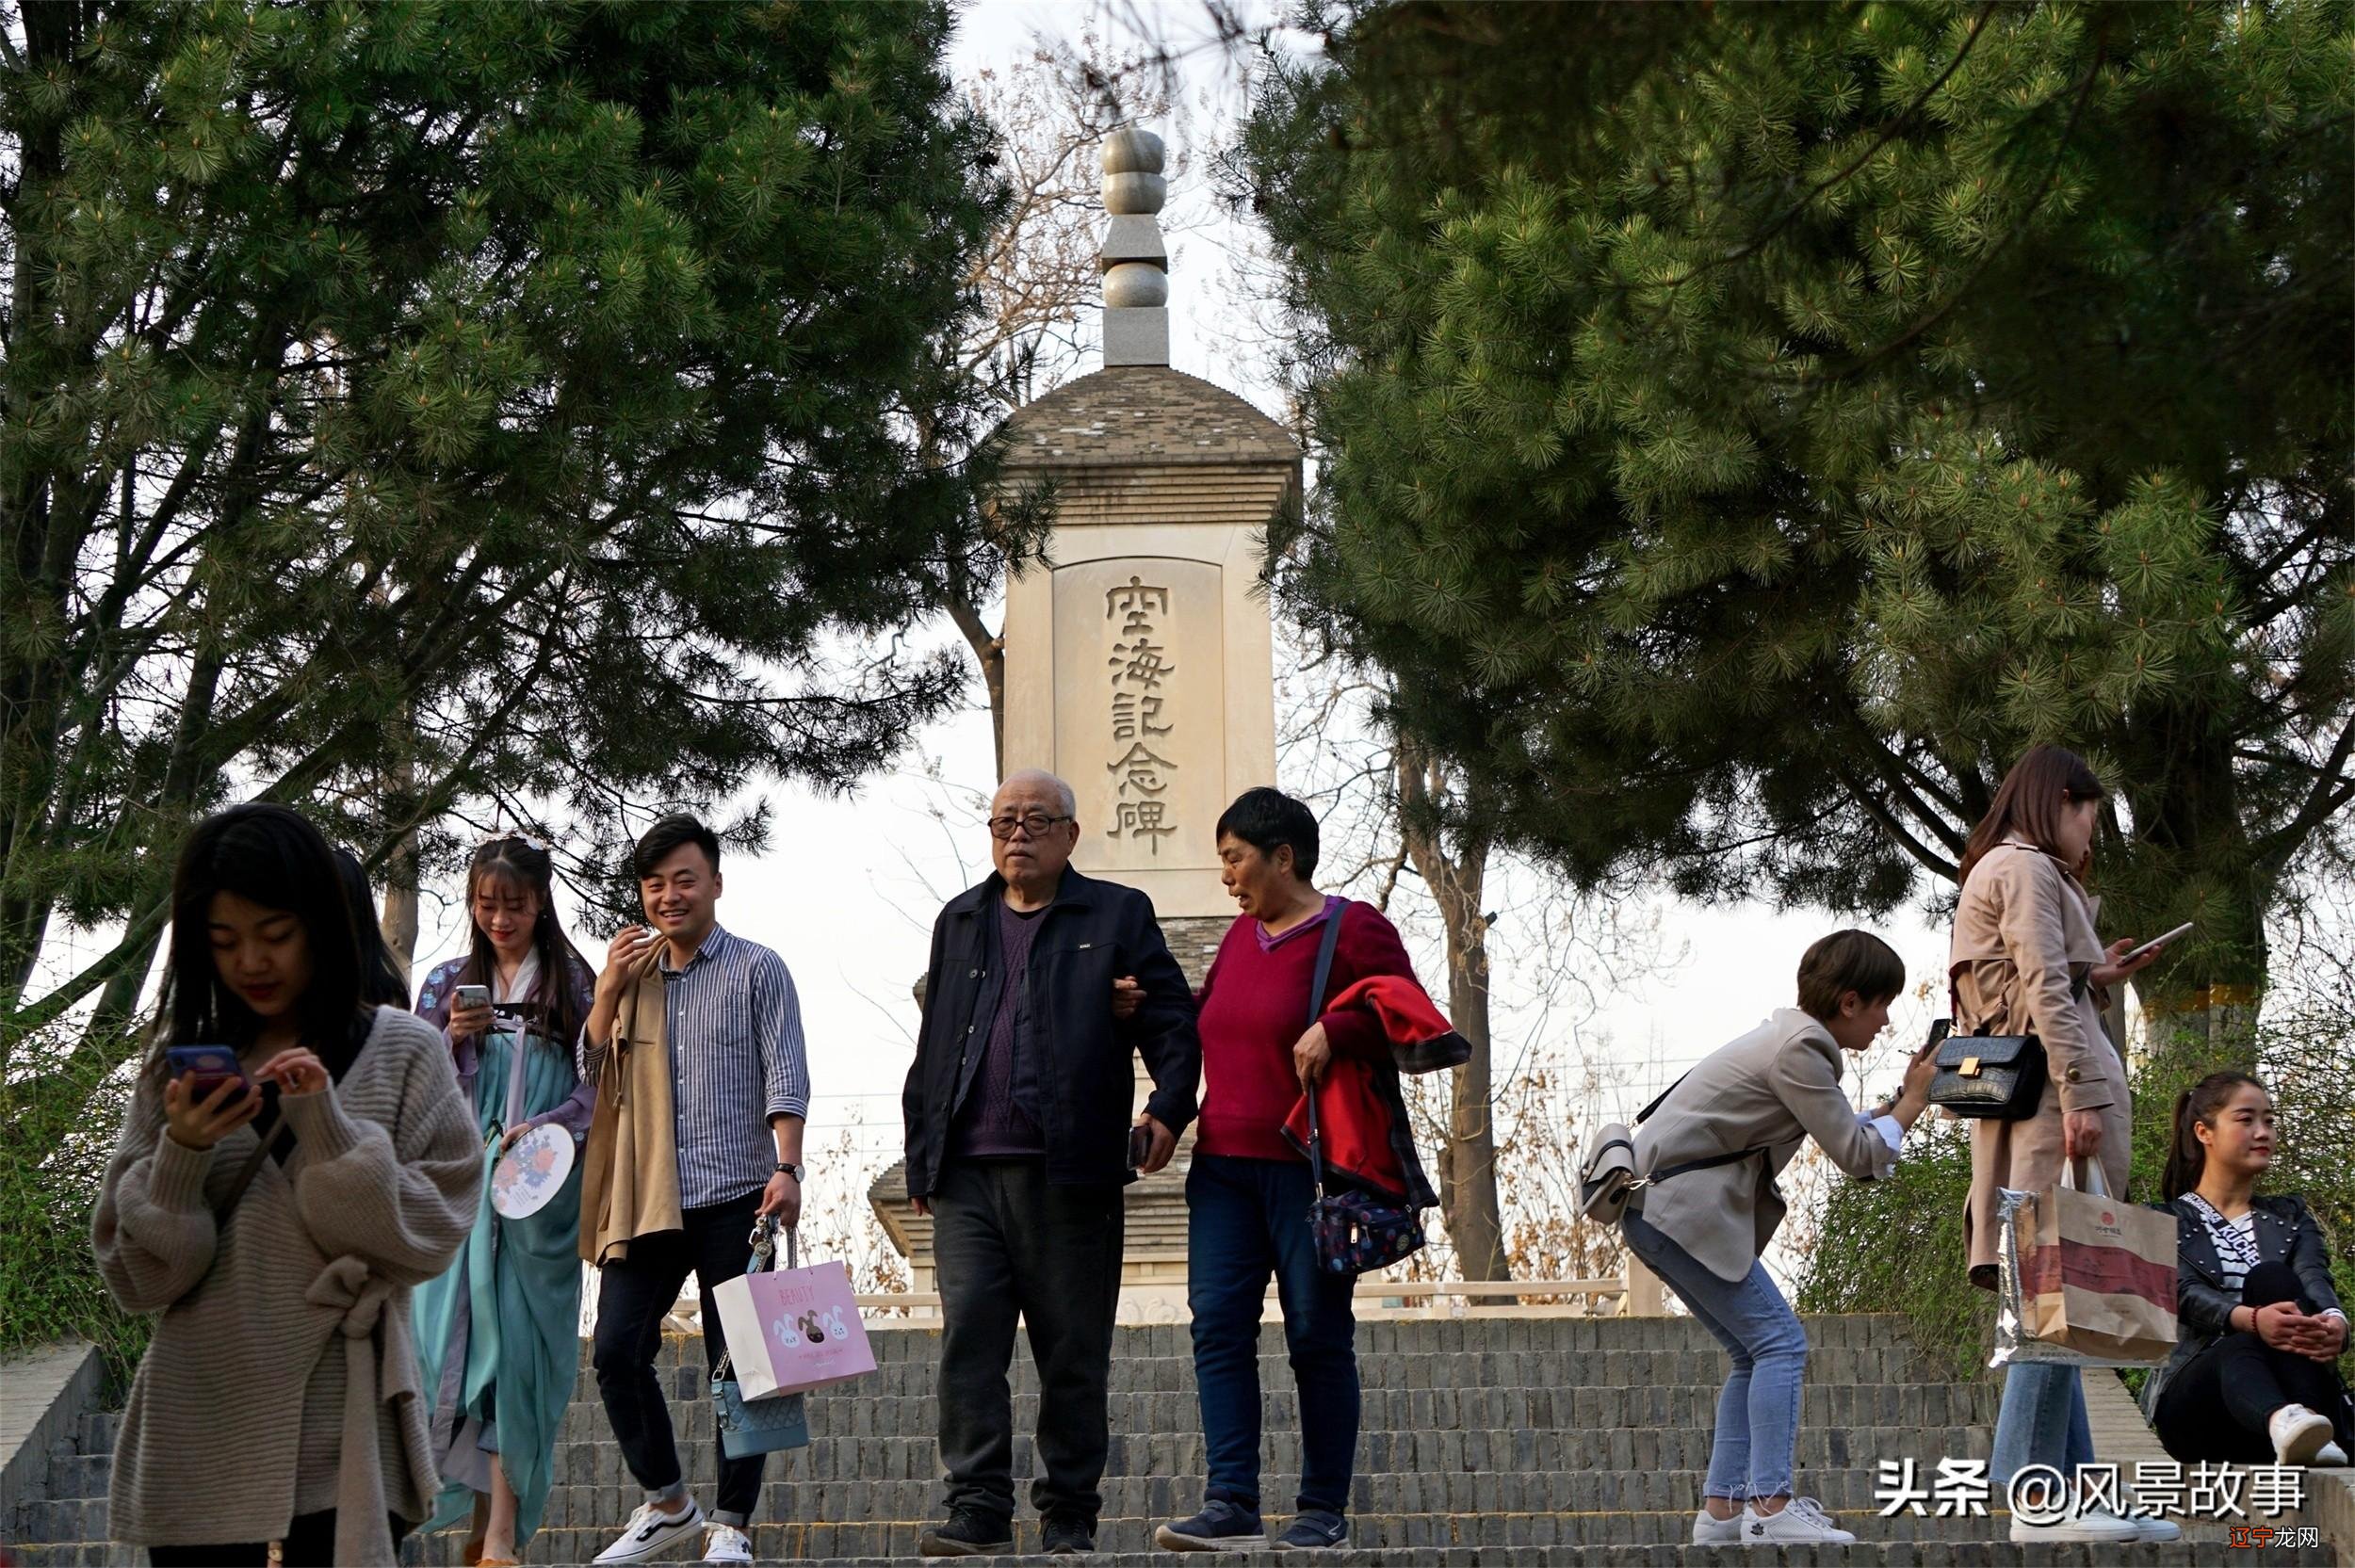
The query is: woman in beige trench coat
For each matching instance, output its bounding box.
[1950,745,2178,1546]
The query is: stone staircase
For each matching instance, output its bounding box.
[5,1315,2339,1565]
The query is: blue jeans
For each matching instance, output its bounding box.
[1621,1206,1808,1501]
[1186,1154,1359,1515]
[1990,1363,2092,1489]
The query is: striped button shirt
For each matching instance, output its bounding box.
[652,924,812,1209]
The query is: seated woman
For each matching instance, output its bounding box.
[2146,1071,2351,1466]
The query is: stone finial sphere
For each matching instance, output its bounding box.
[1102,126,1167,216]
[1103,262,1169,308]
[1103,171,1167,217]
[1101,125,1165,176]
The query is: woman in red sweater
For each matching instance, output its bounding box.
[1156,789,1437,1554]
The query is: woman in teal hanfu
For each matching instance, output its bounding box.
[413,834,597,1567]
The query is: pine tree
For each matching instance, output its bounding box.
[1241,0,2352,998]
[1,2,1008,1050]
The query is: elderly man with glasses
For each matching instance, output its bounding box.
[903,769,1201,1558]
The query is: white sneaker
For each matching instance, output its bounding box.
[2127,1512,2183,1544]
[2315,1442,2349,1466]
[2007,1507,2142,1545]
[1739,1496,1857,1545]
[2272,1404,2335,1465]
[702,1524,754,1563]
[593,1499,707,1563]
[1692,1506,1742,1544]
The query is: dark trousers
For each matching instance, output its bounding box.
[593,1190,767,1525]
[1187,1153,1360,1517]
[931,1156,1123,1527]
[2156,1260,2355,1462]
[148,1511,407,1566]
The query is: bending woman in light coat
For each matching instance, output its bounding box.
[1622,929,1938,1549]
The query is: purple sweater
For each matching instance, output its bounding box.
[949,900,1048,1158]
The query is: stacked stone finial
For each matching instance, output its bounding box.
[1099,125,1169,367]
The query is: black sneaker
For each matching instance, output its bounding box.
[918,1510,1015,1558]
[1041,1515,1096,1555]
[1155,1498,1267,1552]
[1273,1511,1349,1550]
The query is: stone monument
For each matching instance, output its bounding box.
[869,127,1303,1317]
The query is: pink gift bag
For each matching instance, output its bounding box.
[708,1222,877,1399]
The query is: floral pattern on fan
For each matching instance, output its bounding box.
[490,1122,576,1219]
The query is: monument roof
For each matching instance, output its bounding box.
[999,365,1299,470]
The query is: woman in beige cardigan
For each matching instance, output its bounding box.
[92,803,479,1567]
[1950,746,2173,1546]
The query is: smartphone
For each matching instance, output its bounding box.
[1128,1123,1154,1171]
[164,1044,250,1097]
[453,983,492,1010]
[2122,922,2195,963]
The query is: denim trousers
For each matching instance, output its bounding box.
[1186,1154,1360,1516]
[1990,1362,2093,1488]
[1620,1205,1808,1501]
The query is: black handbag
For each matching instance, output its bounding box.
[1925,1024,2047,1120]
[1301,911,1426,1276]
[1924,974,2079,1121]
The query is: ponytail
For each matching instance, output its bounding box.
[2161,1071,2264,1202]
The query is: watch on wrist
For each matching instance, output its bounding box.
[775,1161,802,1180]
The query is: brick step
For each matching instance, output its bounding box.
[20,1490,2272,1549]
[19,1470,1998,1541]
[61,1387,1996,1464]
[612,1384,1994,1436]
[41,1422,1989,1501]
[556,1348,1950,1399]
[13,1523,2319,1567]
[821,1317,1916,1359]
[13,1543,2326,1568]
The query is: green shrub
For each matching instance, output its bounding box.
[1796,1113,1988,1381]
[0,1025,150,1390]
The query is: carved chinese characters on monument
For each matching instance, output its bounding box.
[1106,576,1178,853]
[1047,556,1225,879]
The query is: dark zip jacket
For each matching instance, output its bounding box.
[903,866,1199,1196]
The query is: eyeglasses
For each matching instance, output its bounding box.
[987,812,1074,840]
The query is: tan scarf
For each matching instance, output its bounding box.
[579,942,684,1264]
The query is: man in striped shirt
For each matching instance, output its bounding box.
[583,814,810,1567]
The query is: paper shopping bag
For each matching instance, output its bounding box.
[709,1225,877,1399]
[1991,1161,2176,1368]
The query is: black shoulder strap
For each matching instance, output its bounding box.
[1302,905,1348,1195]
[1306,903,1347,1027]
[1635,1070,1689,1124]
[212,1109,285,1221]
[1651,1145,1768,1184]
[1633,1064,1770,1183]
